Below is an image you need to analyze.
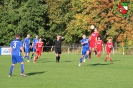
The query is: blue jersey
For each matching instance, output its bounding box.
[80,38,89,50]
[24,38,30,49]
[10,39,23,56]
[33,38,39,47]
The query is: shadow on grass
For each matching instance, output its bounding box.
[64,61,72,62]
[89,63,113,66]
[26,71,45,76]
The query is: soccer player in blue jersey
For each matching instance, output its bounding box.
[31,35,39,59]
[8,34,27,77]
[23,34,31,62]
[78,34,90,66]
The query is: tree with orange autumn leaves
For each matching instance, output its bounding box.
[65,0,133,47]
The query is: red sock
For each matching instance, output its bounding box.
[99,54,101,58]
[110,58,112,62]
[89,52,92,58]
[104,56,108,61]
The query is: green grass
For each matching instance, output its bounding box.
[0,52,133,88]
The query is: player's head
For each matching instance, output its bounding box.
[27,34,30,38]
[36,35,38,38]
[94,28,98,32]
[97,36,101,40]
[108,37,112,42]
[57,35,61,40]
[39,37,42,41]
[15,33,20,39]
[82,34,86,39]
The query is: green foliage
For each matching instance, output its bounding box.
[0,0,48,45]
[1,0,133,47]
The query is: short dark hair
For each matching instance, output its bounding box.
[15,33,20,37]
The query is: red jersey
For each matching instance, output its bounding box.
[96,40,103,49]
[106,42,113,53]
[90,32,98,42]
[36,42,44,51]
[89,32,98,48]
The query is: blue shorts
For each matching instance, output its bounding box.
[82,48,90,55]
[12,55,24,64]
[33,47,36,52]
[25,48,30,53]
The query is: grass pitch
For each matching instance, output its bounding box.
[0,52,133,88]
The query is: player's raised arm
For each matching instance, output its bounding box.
[59,36,65,41]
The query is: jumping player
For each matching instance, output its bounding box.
[104,38,113,62]
[33,37,44,63]
[31,35,39,59]
[23,34,31,62]
[78,34,89,66]
[89,27,99,58]
[8,34,27,77]
[96,36,103,59]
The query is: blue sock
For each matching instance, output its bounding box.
[80,58,83,63]
[27,56,29,60]
[26,56,29,60]
[85,54,88,59]
[21,64,24,74]
[9,65,14,75]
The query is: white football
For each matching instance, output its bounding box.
[90,25,95,29]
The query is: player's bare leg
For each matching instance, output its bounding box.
[94,48,97,55]
[89,48,93,59]
[33,54,38,63]
[98,51,102,59]
[104,54,109,61]
[108,54,112,62]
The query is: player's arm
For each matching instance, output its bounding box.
[60,36,65,41]
[9,47,12,54]
[20,47,25,57]
[51,46,53,51]
[51,41,55,51]
[42,42,44,52]
[23,38,25,47]
[80,40,85,45]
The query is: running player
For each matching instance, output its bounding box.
[51,35,65,63]
[8,34,27,77]
[104,38,113,62]
[89,28,99,58]
[23,34,30,62]
[78,34,89,66]
[31,35,39,59]
[96,36,103,59]
[33,37,44,63]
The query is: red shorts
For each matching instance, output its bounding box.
[90,41,96,48]
[36,50,42,56]
[106,49,111,54]
[97,47,102,52]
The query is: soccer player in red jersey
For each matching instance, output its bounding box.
[104,38,113,62]
[33,37,44,63]
[96,36,103,59]
[89,28,99,58]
